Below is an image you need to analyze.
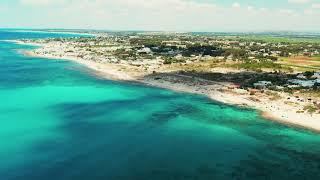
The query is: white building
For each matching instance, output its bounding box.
[312,72,320,79]
[253,81,272,89]
[297,74,307,80]
[137,47,152,54]
[288,79,317,88]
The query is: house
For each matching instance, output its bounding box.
[288,79,316,88]
[175,54,183,60]
[303,52,312,57]
[288,85,300,88]
[137,47,152,54]
[297,74,307,79]
[311,72,320,79]
[227,84,241,89]
[253,81,272,89]
[214,56,223,60]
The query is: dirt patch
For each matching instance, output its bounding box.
[281,56,320,67]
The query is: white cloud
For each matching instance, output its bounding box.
[278,9,296,14]
[232,2,241,8]
[259,8,268,12]
[247,6,254,11]
[13,0,320,31]
[288,0,310,4]
[20,0,67,6]
[312,3,320,9]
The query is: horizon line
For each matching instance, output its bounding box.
[1,27,320,34]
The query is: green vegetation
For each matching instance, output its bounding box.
[222,48,247,60]
[303,105,318,114]
[279,56,320,72]
[163,57,186,64]
[228,60,289,71]
[301,89,320,98]
[313,55,320,61]
[265,91,282,101]
[183,44,224,57]
[304,71,315,79]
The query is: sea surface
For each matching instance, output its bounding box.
[0,30,320,180]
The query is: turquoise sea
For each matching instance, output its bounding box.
[0,30,320,180]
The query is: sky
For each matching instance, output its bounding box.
[0,0,319,32]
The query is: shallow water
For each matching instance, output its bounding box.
[1,30,320,180]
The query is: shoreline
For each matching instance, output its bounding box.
[1,40,44,47]
[3,30,97,37]
[15,40,320,133]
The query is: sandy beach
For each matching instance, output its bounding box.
[16,40,320,133]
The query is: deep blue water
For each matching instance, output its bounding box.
[1,30,320,180]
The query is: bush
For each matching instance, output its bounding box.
[230,60,282,71]
[303,105,318,114]
[163,57,186,64]
[304,71,315,79]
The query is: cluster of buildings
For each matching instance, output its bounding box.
[288,72,320,88]
[22,32,320,67]
[21,32,320,75]
[253,72,320,90]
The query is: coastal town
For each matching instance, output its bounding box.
[3,0,320,178]
[19,31,320,131]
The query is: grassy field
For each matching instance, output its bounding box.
[227,61,288,71]
[165,56,320,73]
[164,59,292,73]
[166,60,221,72]
[278,55,320,72]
